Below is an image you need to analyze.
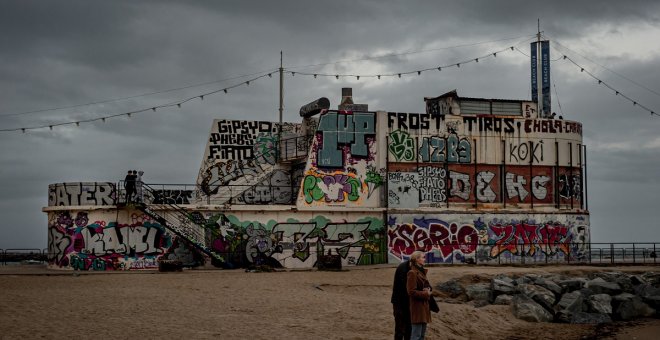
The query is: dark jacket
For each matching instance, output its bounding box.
[391,261,410,306]
[406,264,432,324]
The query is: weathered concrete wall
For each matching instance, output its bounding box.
[297,110,387,208]
[193,210,387,269]
[46,208,201,271]
[388,213,590,264]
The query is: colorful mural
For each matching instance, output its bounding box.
[196,213,387,269]
[47,210,200,271]
[387,214,589,264]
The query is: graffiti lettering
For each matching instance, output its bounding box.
[489,222,572,257]
[48,182,116,206]
[317,112,375,168]
[302,170,363,204]
[418,166,446,203]
[151,190,193,205]
[388,130,416,161]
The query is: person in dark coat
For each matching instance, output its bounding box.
[406,251,432,340]
[124,170,136,203]
[391,259,411,340]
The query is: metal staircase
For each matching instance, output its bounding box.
[120,182,226,266]
[116,134,314,267]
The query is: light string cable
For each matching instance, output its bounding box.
[0,71,277,133]
[284,37,537,79]
[546,36,660,98]
[0,68,279,118]
[286,34,536,72]
[550,44,658,117]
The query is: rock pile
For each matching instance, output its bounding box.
[435,271,660,324]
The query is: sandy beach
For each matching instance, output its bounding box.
[1,264,658,339]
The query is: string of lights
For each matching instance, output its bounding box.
[0,68,279,118]
[560,54,657,117]
[547,36,660,98]
[283,45,521,79]
[0,71,278,133]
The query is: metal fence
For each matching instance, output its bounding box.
[5,243,658,266]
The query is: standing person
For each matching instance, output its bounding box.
[136,170,144,203]
[124,170,135,203]
[407,251,432,340]
[391,259,411,340]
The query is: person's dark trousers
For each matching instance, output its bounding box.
[393,303,411,340]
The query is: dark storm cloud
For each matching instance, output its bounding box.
[1,0,659,248]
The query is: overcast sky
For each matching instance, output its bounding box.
[1,0,659,249]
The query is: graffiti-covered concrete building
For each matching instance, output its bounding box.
[44,88,589,270]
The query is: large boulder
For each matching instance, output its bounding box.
[556,291,584,313]
[558,278,586,292]
[492,278,516,296]
[642,272,660,286]
[515,274,540,285]
[585,277,622,295]
[465,283,492,302]
[436,279,465,298]
[493,294,513,305]
[630,275,647,286]
[633,284,660,299]
[511,294,554,322]
[588,294,613,315]
[634,284,660,310]
[555,291,584,323]
[614,296,656,321]
[517,284,556,312]
[535,277,563,296]
[570,312,612,324]
[611,276,634,294]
